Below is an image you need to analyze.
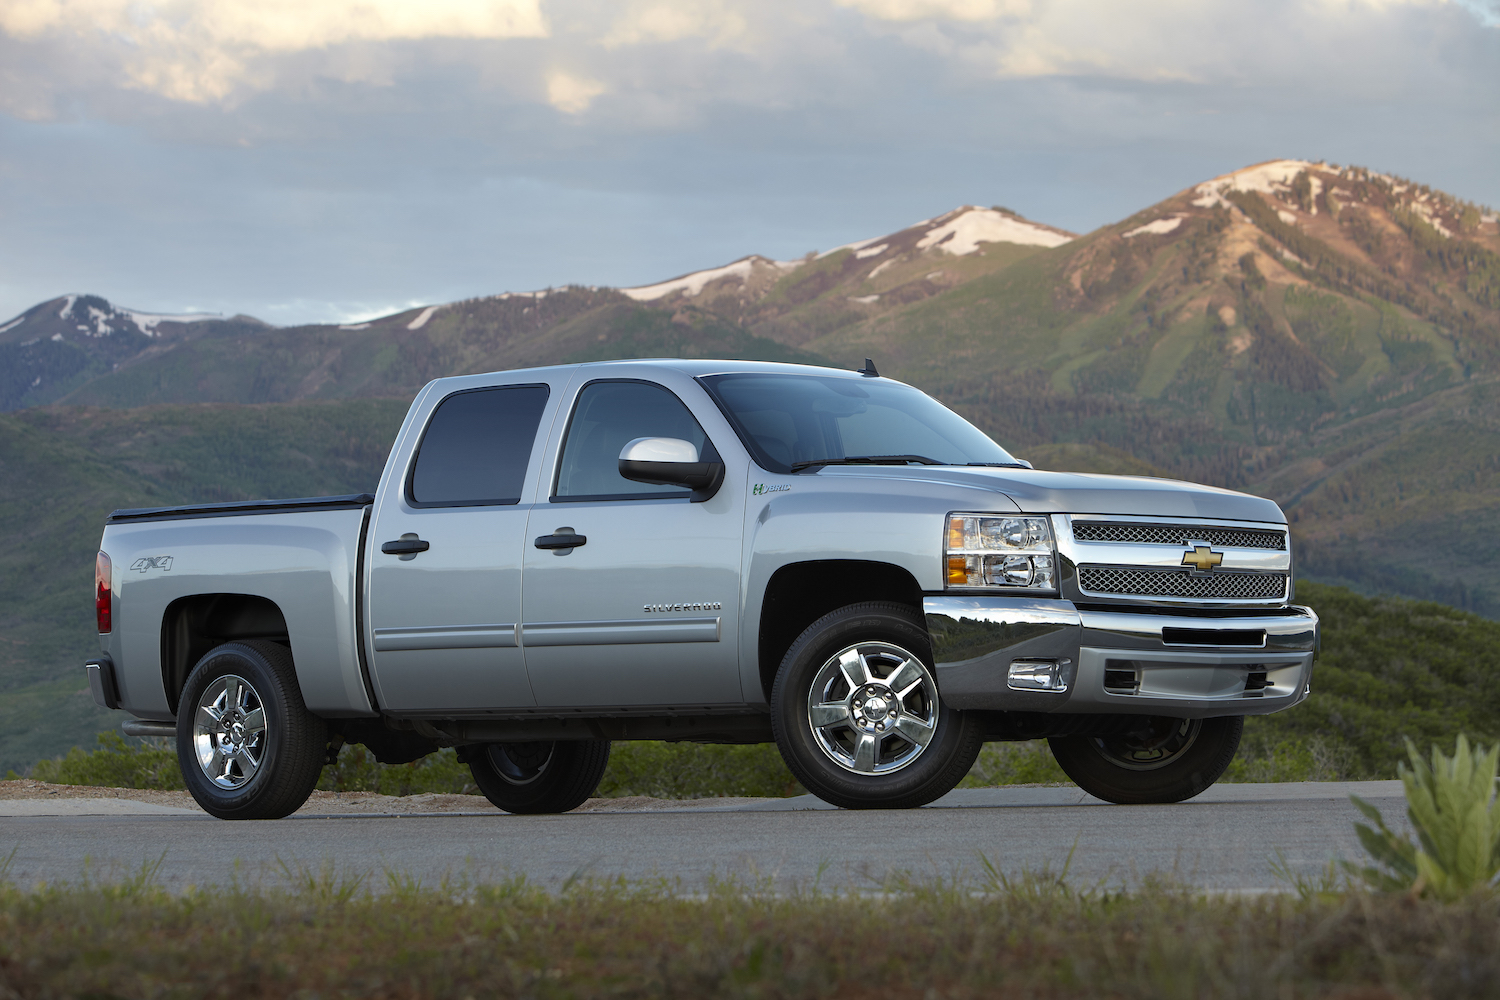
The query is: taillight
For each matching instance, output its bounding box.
[95,551,112,633]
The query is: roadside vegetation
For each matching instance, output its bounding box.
[12,708,1500,998]
[9,735,1500,998]
[4,828,1500,1000]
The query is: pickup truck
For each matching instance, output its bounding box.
[86,359,1318,819]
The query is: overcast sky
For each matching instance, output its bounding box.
[1,0,1496,326]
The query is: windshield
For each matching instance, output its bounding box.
[698,373,1021,473]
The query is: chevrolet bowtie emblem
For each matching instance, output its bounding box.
[1181,545,1224,572]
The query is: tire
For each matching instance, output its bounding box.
[466,740,611,814]
[1048,715,1244,804]
[176,640,328,820]
[770,602,982,810]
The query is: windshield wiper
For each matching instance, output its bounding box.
[789,454,946,472]
[966,461,1032,469]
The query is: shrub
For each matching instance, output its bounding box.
[317,746,477,796]
[596,742,803,798]
[959,740,1069,786]
[1347,734,1500,899]
[28,731,183,789]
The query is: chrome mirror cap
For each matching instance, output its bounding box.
[619,437,698,463]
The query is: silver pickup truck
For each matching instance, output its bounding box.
[86,359,1317,819]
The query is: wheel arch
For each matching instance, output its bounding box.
[756,560,924,702]
[161,594,290,716]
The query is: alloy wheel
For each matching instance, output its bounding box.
[192,673,267,790]
[805,641,940,775]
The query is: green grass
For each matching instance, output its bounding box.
[3,866,1500,998]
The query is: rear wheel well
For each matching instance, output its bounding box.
[161,594,289,715]
[757,561,923,700]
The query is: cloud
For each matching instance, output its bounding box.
[838,0,1474,83]
[0,0,549,102]
[835,0,1031,21]
[0,0,1490,117]
[599,0,750,48]
[546,70,606,113]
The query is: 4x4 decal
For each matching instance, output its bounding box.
[129,555,174,573]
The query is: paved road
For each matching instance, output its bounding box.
[0,782,1408,893]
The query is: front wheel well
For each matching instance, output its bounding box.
[757,560,924,700]
[161,594,289,715]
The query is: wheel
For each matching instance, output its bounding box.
[176,640,328,820]
[466,740,611,814]
[1048,715,1244,804]
[770,602,982,809]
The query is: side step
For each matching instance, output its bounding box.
[122,719,176,738]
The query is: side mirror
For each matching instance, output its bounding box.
[618,437,725,502]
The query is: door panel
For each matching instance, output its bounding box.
[367,509,533,710]
[366,383,551,712]
[520,378,744,709]
[521,499,742,707]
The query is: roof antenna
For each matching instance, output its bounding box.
[857,358,879,378]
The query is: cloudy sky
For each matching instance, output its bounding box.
[1,0,1496,325]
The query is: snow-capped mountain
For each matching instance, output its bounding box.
[619,206,1075,304]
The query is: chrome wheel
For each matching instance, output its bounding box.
[805,641,939,775]
[1092,718,1201,771]
[192,673,267,790]
[487,742,555,786]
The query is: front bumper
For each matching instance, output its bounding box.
[924,595,1318,719]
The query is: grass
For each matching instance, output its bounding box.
[3,865,1500,997]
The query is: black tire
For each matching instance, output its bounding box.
[176,640,328,820]
[467,740,611,814]
[1048,715,1244,804]
[770,602,982,810]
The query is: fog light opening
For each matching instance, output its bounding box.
[1007,658,1071,692]
[1103,660,1140,694]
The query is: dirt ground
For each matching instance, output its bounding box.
[0,779,771,815]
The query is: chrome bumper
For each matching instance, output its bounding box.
[923,595,1318,719]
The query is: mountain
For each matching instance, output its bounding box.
[0,295,269,411]
[3,159,1499,771]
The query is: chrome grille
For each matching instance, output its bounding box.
[1078,566,1287,600]
[1072,522,1286,550]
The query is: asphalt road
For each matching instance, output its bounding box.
[1,782,1408,893]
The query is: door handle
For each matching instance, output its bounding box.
[534,532,586,550]
[381,538,430,555]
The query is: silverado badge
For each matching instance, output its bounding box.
[1180,545,1223,572]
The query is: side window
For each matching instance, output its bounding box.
[408,384,550,506]
[554,381,710,500]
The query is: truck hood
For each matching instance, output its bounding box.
[810,466,1285,522]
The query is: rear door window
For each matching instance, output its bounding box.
[407,384,550,506]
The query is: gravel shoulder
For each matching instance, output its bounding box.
[0,780,775,815]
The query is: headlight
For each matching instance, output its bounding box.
[945,514,1057,591]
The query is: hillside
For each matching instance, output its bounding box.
[4,158,1500,769]
[0,401,409,773]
